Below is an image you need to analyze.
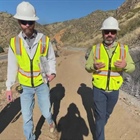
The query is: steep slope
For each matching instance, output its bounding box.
[0,0,140,49]
[116,0,140,18]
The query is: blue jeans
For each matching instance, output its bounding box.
[93,87,119,140]
[20,83,53,140]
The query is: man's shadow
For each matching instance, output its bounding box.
[0,97,21,133]
[50,83,65,125]
[57,103,89,140]
[34,83,65,140]
[77,83,95,139]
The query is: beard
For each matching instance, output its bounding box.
[104,39,114,44]
[22,23,35,37]
[23,28,34,37]
[104,36,116,45]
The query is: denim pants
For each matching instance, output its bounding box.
[93,87,119,140]
[20,83,53,140]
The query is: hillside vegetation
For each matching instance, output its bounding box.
[0,0,140,49]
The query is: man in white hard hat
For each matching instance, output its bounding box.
[85,16,135,140]
[5,1,56,139]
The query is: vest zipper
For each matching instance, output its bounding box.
[30,59,34,87]
[106,58,111,90]
[105,46,117,90]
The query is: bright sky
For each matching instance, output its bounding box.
[0,0,125,25]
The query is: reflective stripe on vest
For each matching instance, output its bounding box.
[15,36,22,55]
[95,71,120,76]
[10,35,49,87]
[18,68,40,77]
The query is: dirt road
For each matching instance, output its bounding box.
[1,50,140,140]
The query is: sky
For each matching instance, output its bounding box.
[0,0,125,25]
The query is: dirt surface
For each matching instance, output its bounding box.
[1,50,140,140]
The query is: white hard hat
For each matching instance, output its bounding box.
[100,16,120,30]
[13,1,39,21]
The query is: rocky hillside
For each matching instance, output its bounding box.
[44,0,140,48]
[0,0,140,49]
[116,0,140,18]
[44,10,115,48]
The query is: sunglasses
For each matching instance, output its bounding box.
[19,20,35,25]
[103,30,117,35]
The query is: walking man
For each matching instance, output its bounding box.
[85,16,135,140]
[5,1,56,140]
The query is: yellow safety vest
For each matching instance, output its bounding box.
[92,43,128,90]
[10,35,49,87]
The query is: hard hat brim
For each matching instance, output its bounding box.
[13,14,39,21]
[100,27,120,31]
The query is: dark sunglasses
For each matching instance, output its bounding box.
[19,20,35,25]
[103,30,117,35]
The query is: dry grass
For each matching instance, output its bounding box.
[118,27,140,46]
[0,61,7,82]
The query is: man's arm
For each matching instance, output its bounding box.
[46,42,56,81]
[85,47,96,73]
[6,47,18,90]
[6,46,18,102]
[123,49,135,73]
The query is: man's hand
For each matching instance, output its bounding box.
[94,59,105,70]
[47,74,56,82]
[114,58,127,69]
[6,90,13,102]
